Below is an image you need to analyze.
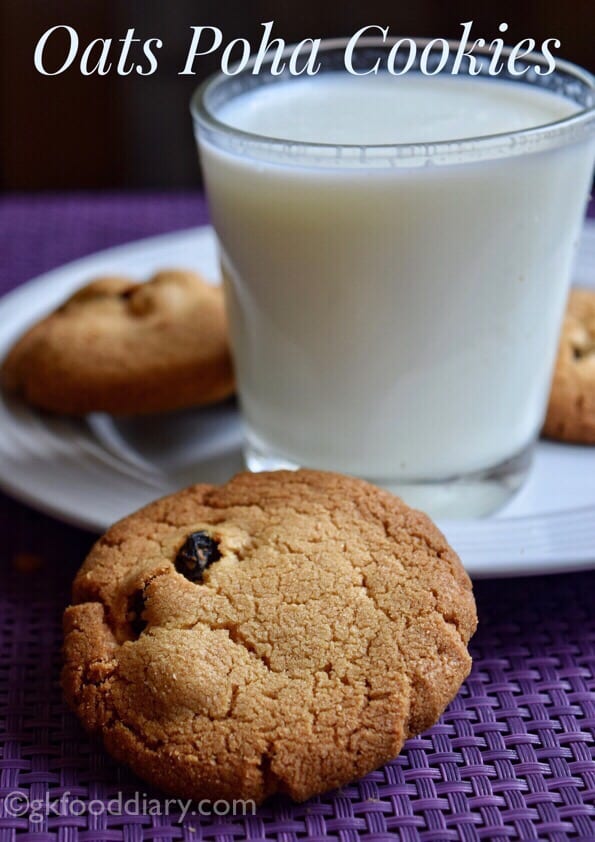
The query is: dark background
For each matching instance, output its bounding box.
[1,0,593,190]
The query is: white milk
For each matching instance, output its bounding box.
[215,74,577,144]
[198,74,594,481]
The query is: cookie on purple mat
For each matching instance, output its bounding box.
[62,469,476,803]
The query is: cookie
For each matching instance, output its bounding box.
[1,269,234,415]
[62,469,476,803]
[543,287,595,444]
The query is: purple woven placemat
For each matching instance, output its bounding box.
[0,194,594,841]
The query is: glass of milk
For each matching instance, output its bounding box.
[191,37,595,518]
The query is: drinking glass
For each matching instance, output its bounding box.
[191,37,595,517]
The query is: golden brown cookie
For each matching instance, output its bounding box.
[543,288,595,444]
[1,270,234,415]
[62,469,477,804]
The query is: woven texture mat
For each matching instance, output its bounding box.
[0,195,594,841]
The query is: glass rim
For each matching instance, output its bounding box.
[190,36,595,165]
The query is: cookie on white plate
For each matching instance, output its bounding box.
[543,288,595,444]
[1,269,234,415]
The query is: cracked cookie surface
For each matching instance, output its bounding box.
[1,269,234,415]
[543,288,595,444]
[63,469,477,803]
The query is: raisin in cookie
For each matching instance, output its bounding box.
[543,288,595,444]
[1,270,234,415]
[63,469,477,803]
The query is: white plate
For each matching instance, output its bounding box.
[0,223,594,579]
